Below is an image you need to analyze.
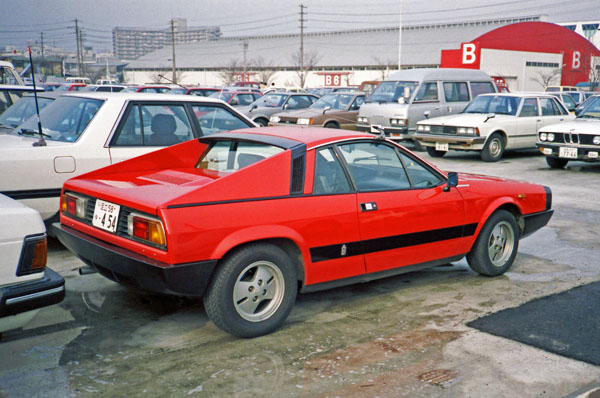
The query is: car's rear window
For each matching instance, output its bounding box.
[196,140,284,172]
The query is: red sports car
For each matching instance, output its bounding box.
[54,128,553,338]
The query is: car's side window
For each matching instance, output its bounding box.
[413,82,439,102]
[112,103,193,147]
[398,152,443,188]
[337,142,410,191]
[519,98,539,117]
[192,105,251,136]
[349,96,365,110]
[540,97,560,116]
[470,82,496,98]
[0,92,11,114]
[443,82,470,102]
[313,147,352,195]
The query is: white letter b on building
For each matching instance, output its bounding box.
[462,43,477,64]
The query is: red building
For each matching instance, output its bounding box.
[441,22,600,90]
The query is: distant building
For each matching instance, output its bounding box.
[112,18,222,60]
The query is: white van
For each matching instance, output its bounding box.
[66,77,91,84]
[0,61,23,86]
[357,68,497,145]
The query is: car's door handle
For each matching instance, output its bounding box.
[560,118,564,121]
[536,119,541,122]
[360,202,378,212]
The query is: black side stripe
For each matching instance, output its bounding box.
[310,223,478,263]
[1,188,62,200]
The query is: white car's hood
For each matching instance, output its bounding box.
[0,133,65,149]
[421,113,511,126]
[540,118,600,134]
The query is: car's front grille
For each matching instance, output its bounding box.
[278,119,297,125]
[430,125,457,135]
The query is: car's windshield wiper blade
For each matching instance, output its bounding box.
[18,128,51,137]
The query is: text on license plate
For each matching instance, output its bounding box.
[559,147,578,159]
[92,199,120,233]
[435,142,449,151]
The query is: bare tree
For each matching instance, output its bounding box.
[146,70,169,84]
[252,56,278,86]
[291,49,319,88]
[373,56,394,80]
[589,56,600,91]
[532,68,562,89]
[218,59,242,86]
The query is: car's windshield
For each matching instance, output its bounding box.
[0,96,54,129]
[209,92,235,102]
[577,97,600,119]
[250,93,288,107]
[310,94,355,110]
[365,81,418,103]
[196,140,284,172]
[16,96,104,142]
[463,95,521,115]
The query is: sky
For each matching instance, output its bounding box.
[1,0,599,52]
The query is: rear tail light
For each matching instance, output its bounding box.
[16,234,48,276]
[128,214,166,247]
[61,193,87,219]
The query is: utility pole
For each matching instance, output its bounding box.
[171,19,177,84]
[243,41,248,81]
[40,32,45,60]
[398,0,403,70]
[299,4,306,87]
[74,19,83,76]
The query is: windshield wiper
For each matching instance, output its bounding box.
[18,128,51,137]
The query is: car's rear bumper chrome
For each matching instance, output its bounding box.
[53,223,217,297]
[0,268,65,317]
[521,210,554,239]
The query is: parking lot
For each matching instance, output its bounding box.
[1,148,599,398]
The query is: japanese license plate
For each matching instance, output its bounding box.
[370,125,383,133]
[435,142,449,151]
[92,199,120,233]
[559,147,578,159]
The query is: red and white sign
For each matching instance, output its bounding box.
[460,42,481,68]
[324,73,342,87]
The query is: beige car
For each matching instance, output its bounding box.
[269,91,365,129]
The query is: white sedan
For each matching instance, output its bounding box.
[0,194,64,334]
[413,93,574,161]
[0,92,256,229]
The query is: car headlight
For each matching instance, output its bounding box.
[547,133,555,142]
[270,116,280,123]
[457,127,477,135]
[417,124,430,132]
[357,116,368,124]
[297,118,312,125]
[390,118,407,126]
[594,136,600,145]
[61,192,87,219]
[539,133,547,141]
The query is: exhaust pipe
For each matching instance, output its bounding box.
[78,266,97,275]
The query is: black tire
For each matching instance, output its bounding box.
[481,133,505,162]
[466,210,520,276]
[324,121,339,129]
[412,140,425,152]
[254,118,269,127]
[426,146,446,158]
[546,156,568,169]
[203,243,297,338]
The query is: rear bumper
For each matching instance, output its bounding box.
[521,210,554,239]
[53,223,217,297]
[0,268,65,317]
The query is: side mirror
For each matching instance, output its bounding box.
[322,106,331,114]
[403,87,411,99]
[484,113,495,123]
[424,110,430,119]
[283,104,288,110]
[250,104,257,112]
[443,172,458,192]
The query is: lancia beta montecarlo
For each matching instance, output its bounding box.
[54,127,553,338]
